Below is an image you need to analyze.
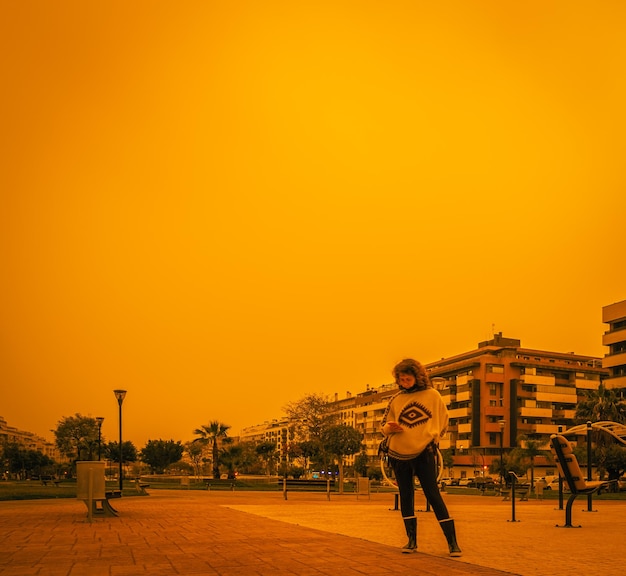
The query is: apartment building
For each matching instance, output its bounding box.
[239,418,292,465]
[425,333,606,472]
[0,416,60,461]
[325,333,607,475]
[236,300,625,476]
[602,299,626,391]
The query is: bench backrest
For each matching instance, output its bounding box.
[550,434,587,493]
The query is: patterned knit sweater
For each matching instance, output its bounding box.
[381,387,449,461]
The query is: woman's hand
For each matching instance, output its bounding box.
[386,421,404,433]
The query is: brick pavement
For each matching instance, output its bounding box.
[0,489,624,576]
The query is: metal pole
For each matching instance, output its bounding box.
[556,425,564,510]
[96,417,104,461]
[498,420,506,487]
[586,421,593,512]
[113,390,126,494]
[508,472,519,523]
[118,402,123,492]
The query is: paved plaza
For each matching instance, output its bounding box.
[0,489,624,575]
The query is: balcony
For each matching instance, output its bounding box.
[448,407,471,419]
[519,407,552,418]
[602,328,626,346]
[458,423,472,434]
[574,378,598,390]
[604,375,626,390]
[536,386,576,403]
[520,374,555,385]
[603,351,626,370]
[552,409,576,419]
[532,424,561,434]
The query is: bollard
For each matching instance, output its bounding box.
[507,471,520,523]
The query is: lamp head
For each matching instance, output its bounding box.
[113,389,127,405]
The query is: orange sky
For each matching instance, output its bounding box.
[2,1,625,449]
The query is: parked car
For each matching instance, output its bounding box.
[458,477,475,487]
[473,477,496,490]
[439,477,459,488]
[544,477,569,492]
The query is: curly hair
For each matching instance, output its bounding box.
[392,358,431,389]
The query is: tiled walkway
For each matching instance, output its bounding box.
[1,489,624,575]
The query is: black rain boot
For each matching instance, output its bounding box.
[439,518,462,557]
[401,517,417,553]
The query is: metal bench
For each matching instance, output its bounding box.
[204,479,236,491]
[280,478,335,500]
[550,434,613,528]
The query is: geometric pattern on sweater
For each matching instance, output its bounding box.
[398,401,432,428]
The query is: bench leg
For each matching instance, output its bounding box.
[556,493,581,528]
[81,499,118,518]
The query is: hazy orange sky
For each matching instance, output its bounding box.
[2,1,625,449]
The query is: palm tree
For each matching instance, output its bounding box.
[576,384,626,478]
[255,441,278,476]
[193,421,231,479]
[575,384,626,424]
[518,436,544,492]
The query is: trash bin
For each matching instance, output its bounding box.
[76,461,106,500]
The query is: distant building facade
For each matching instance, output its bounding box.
[326,334,607,476]
[240,418,293,465]
[0,416,60,461]
[602,299,626,391]
[238,334,609,477]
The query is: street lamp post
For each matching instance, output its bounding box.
[95,417,104,460]
[113,390,127,493]
[498,420,506,486]
[586,420,593,512]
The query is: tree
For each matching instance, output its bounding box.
[255,441,278,476]
[575,383,626,424]
[220,443,256,478]
[140,439,184,474]
[603,444,626,490]
[105,441,138,466]
[283,393,337,444]
[518,436,545,491]
[353,452,369,478]
[441,448,455,476]
[321,424,363,493]
[193,421,231,479]
[576,384,626,477]
[53,414,101,462]
[184,441,205,477]
[2,443,53,479]
[489,449,527,484]
[283,393,338,475]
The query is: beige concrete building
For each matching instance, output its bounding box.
[326,333,607,477]
[602,299,626,391]
[0,416,60,461]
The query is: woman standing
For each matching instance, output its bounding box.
[381,358,462,556]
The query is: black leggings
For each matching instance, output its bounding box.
[392,446,450,521]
